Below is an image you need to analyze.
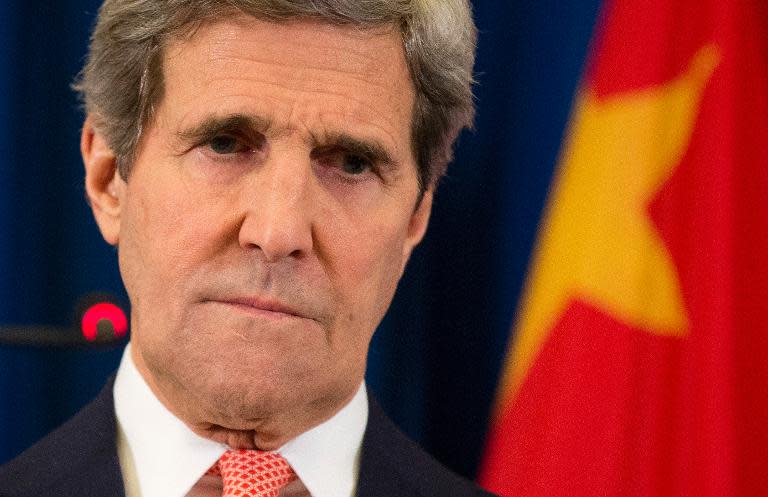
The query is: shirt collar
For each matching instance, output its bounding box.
[279,382,367,497]
[114,343,368,497]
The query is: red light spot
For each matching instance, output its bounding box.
[81,302,128,342]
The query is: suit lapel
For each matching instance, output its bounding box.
[0,376,125,496]
[355,395,419,497]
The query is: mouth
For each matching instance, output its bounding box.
[205,297,308,321]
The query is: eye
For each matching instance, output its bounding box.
[208,134,249,155]
[341,154,373,175]
[311,145,381,185]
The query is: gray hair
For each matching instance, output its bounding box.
[74,0,477,191]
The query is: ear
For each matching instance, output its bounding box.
[400,189,434,274]
[81,117,124,246]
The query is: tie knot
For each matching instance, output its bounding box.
[211,449,296,497]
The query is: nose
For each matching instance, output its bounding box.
[237,157,314,262]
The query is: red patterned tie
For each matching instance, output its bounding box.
[208,449,296,497]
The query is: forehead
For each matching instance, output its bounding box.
[157,16,415,157]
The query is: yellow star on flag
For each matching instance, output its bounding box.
[498,45,721,410]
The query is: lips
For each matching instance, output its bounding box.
[207,296,307,320]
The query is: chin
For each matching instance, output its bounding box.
[156,349,333,422]
[138,317,364,438]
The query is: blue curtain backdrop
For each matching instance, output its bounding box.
[0,0,600,478]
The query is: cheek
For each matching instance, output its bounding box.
[325,214,409,332]
[119,173,231,311]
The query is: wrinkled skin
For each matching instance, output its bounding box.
[82,17,432,449]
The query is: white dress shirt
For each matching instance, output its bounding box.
[113,344,368,497]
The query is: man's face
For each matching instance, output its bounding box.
[85,17,431,448]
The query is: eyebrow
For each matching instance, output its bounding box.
[309,131,397,170]
[176,113,400,169]
[176,113,274,145]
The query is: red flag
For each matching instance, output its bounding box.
[479,1,768,496]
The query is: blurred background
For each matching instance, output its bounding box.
[0,0,601,476]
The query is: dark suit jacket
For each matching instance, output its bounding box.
[0,378,496,497]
